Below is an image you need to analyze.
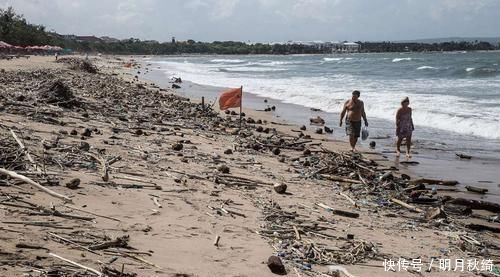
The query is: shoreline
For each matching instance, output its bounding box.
[0,55,498,276]
[135,56,500,203]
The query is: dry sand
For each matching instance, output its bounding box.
[0,55,497,277]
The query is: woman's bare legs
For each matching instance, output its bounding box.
[406,135,412,158]
[396,136,403,157]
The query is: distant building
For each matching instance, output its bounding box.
[332,41,360,53]
[75,36,102,43]
[100,36,120,43]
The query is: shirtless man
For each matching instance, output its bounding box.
[339,90,368,152]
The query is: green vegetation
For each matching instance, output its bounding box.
[1,7,499,55]
[0,7,62,46]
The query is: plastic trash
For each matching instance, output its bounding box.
[361,127,369,140]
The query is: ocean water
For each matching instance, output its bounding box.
[145,52,500,139]
[142,52,500,160]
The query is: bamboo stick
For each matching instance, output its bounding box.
[0,168,72,203]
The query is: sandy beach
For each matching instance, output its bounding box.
[0,55,498,277]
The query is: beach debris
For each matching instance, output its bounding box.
[465,185,488,194]
[38,80,80,108]
[369,141,376,148]
[447,197,500,213]
[214,235,221,247]
[424,207,446,221]
[273,183,287,194]
[456,153,472,159]
[172,143,183,151]
[315,128,323,134]
[267,256,286,275]
[65,178,81,189]
[324,126,333,133]
[309,116,325,125]
[217,164,230,174]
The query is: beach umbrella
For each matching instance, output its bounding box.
[0,41,13,48]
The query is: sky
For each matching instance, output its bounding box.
[1,0,499,42]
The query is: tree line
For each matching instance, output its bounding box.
[1,7,499,55]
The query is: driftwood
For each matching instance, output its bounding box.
[409,178,459,186]
[466,224,500,233]
[316,203,360,218]
[9,129,42,172]
[0,168,72,203]
[49,253,102,276]
[340,192,358,208]
[65,204,121,222]
[320,175,362,184]
[390,198,423,213]
[214,235,221,246]
[86,153,109,182]
[89,236,129,250]
[448,198,500,213]
[48,232,101,255]
[465,185,488,194]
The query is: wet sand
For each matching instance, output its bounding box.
[140,65,500,203]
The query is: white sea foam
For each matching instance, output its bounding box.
[210,59,246,63]
[392,57,412,62]
[417,66,438,70]
[466,67,476,72]
[323,57,343,62]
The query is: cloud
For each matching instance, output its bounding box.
[1,0,499,42]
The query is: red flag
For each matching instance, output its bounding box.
[219,87,242,110]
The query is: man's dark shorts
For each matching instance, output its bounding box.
[346,120,361,138]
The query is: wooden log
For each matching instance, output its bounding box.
[465,186,488,194]
[89,236,129,250]
[390,198,423,213]
[339,192,358,208]
[320,175,362,184]
[466,224,500,233]
[49,253,102,276]
[10,129,41,172]
[409,178,459,186]
[86,153,109,182]
[0,168,72,203]
[315,203,360,218]
[48,232,101,255]
[293,226,301,240]
[443,203,472,215]
[448,198,500,213]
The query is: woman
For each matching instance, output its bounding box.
[396,97,414,158]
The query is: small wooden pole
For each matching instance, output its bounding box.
[214,235,221,247]
[239,86,243,131]
[201,96,205,111]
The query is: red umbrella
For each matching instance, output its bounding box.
[0,41,13,48]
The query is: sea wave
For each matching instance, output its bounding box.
[210,59,246,63]
[323,57,343,62]
[218,66,287,72]
[392,57,412,62]
[147,56,500,140]
[417,66,438,70]
[466,67,475,72]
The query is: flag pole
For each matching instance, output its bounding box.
[239,86,243,131]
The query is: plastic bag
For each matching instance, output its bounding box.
[361,127,369,141]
